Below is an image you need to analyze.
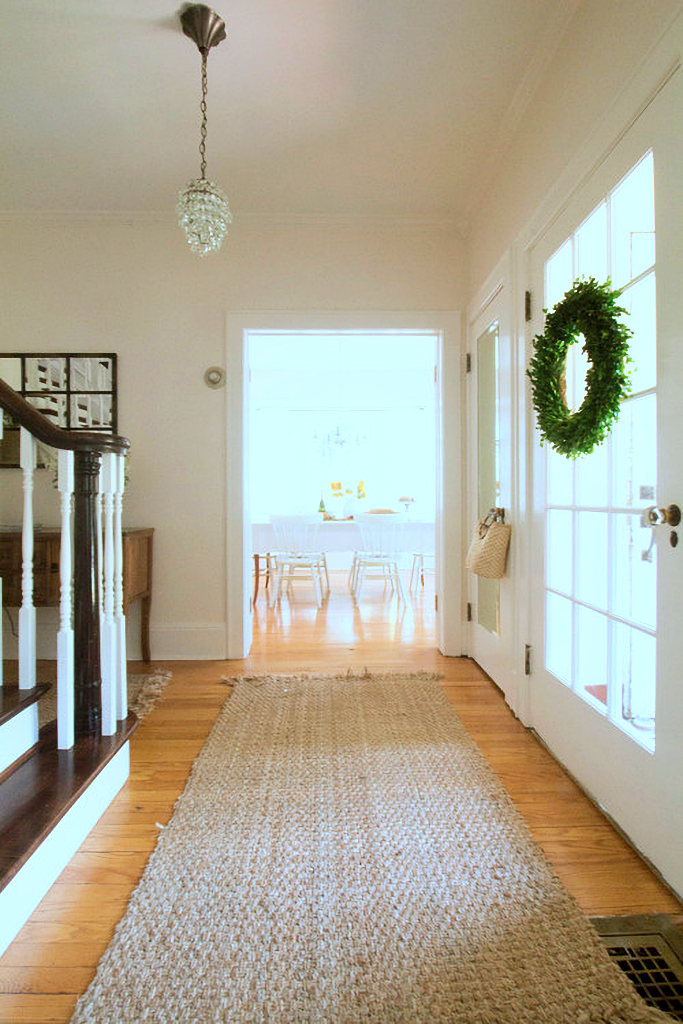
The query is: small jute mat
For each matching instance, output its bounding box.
[39,671,171,728]
[71,672,668,1023]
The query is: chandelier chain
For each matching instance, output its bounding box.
[199,53,208,179]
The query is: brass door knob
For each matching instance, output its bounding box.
[647,504,681,526]
[659,504,681,527]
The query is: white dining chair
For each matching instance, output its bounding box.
[410,551,436,592]
[269,514,328,607]
[352,511,407,603]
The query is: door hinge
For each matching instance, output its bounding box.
[467,601,472,621]
[434,365,438,383]
[525,290,532,322]
[524,644,532,676]
[434,594,438,611]
[466,353,472,373]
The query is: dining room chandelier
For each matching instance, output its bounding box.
[177,3,232,256]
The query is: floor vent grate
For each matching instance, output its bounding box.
[591,914,683,1021]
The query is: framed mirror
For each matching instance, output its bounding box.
[0,353,118,467]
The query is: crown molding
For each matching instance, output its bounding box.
[233,211,466,234]
[464,0,583,233]
[0,210,172,224]
[0,208,466,235]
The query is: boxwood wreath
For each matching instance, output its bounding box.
[527,277,632,457]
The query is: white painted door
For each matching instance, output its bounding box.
[527,68,683,894]
[467,272,517,707]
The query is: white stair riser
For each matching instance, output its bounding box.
[0,743,130,959]
[0,705,39,775]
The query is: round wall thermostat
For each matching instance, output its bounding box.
[204,366,226,389]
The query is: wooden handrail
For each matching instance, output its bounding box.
[1,376,131,738]
[0,379,129,455]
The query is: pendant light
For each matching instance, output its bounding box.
[177,4,232,256]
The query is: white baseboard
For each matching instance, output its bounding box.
[3,617,228,662]
[0,742,130,959]
[147,623,227,660]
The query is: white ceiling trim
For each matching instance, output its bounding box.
[0,208,465,234]
[465,0,583,233]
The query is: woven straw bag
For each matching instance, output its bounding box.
[465,509,511,579]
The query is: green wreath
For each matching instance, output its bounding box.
[527,277,633,457]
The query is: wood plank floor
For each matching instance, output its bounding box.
[1,572,680,1022]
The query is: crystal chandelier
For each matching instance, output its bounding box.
[177,4,232,256]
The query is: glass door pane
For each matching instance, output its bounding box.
[540,150,657,751]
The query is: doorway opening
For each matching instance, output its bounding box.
[225,311,462,661]
[248,330,438,631]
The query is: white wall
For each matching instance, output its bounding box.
[0,218,466,658]
[468,0,682,292]
[5,2,675,663]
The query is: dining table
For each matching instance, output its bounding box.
[252,518,435,571]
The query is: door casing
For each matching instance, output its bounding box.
[224,311,463,660]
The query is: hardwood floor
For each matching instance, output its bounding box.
[1,572,680,1022]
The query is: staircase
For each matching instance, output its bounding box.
[0,379,136,957]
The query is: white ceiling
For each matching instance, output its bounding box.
[0,0,579,232]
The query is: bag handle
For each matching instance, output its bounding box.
[482,506,506,525]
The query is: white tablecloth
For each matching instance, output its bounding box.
[252,520,435,569]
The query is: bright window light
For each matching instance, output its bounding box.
[249,332,437,523]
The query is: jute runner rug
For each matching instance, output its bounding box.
[39,671,171,728]
[71,672,668,1023]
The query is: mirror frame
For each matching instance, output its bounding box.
[0,352,118,468]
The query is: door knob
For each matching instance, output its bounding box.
[659,504,681,526]
[646,504,681,527]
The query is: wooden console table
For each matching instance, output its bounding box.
[0,527,154,662]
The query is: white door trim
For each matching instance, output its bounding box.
[224,310,462,660]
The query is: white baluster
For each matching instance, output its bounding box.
[19,429,36,690]
[99,454,117,736]
[114,453,127,721]
[57,450,75,750]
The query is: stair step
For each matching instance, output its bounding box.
[0,712,138,894]
[0,683,51,729]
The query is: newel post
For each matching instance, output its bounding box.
[73,449,103,734]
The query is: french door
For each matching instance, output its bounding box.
[467,270,517,707]
[527,68,683,894]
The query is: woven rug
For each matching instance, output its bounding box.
[70,672,668,1024]
[39,671,171,728]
